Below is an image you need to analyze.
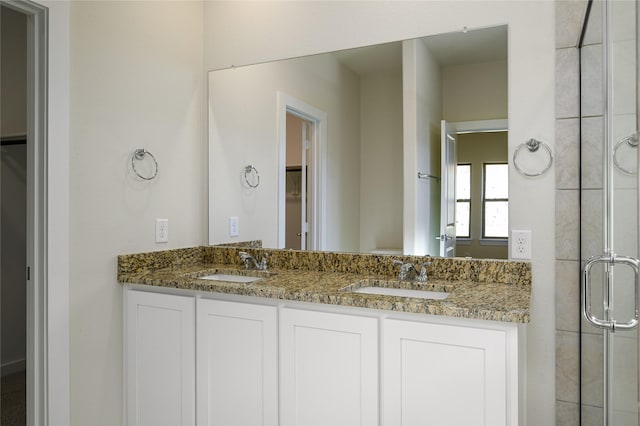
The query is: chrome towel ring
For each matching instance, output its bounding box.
[131,149,158,180]
[243,165,260,188]
[513,138,553,177]
[613,133,638,175]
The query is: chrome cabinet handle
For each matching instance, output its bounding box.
[582,253,640,332]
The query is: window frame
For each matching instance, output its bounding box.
[482,162,509,239]
[455,163,472,239]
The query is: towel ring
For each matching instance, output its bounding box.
[244,165,260,188]
[131,149,158,180]
[513,138,553,177]
[613,133,638,175]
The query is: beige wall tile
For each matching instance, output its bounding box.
[556,48,580,119]
[556,260,580,332]
[581,43,604,117]
[556,189,580,260]
[556,118,580,189]
[557,400,580,426]
[581,117,604,189]
[557,330,580,403]
[556,0,588,49]
[582,404,604,426]
[581,332,604,407]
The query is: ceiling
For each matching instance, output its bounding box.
[333,25,508,75]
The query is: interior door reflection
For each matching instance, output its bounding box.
[285,112,310,250]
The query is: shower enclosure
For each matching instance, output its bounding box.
[580,0,639,424]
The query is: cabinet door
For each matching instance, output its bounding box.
[196,299,278,426]
[125,290,195,426]
[280,308,379,426]
[382,319,507,426]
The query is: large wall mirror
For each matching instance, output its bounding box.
[208,25,508,259]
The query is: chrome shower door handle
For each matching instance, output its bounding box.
[582,254,640,332]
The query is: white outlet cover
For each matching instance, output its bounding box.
[511,230,531,259]
[155,218,169,243]
[229,216,239,237]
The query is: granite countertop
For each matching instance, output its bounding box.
[118,246,531,323]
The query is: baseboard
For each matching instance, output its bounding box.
[1,358,26,377]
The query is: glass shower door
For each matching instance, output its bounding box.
[580,0,639,424]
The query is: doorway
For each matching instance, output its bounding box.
[1,0,51,424]
[439,119,509,258]
[277,93,327,251]
[1,5,28,425]
[284,112,311,250]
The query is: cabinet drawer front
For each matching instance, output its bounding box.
[383,319,507,426]
[280,308,379,426]
[197,299,278,426]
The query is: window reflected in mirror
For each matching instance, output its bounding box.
[483,163,509,239]
[455,132,508,259]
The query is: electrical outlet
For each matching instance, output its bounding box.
[155,218,169,243]
[229,216,239,237]
[511,230,531,259]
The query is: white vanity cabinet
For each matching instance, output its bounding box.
[196,299,278,426]
[382,318,520,426]
[125,290,195,426]
[279,308,379,426]
[125,287,522,426]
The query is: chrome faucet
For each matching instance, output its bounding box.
[392,260,418,281]
[393,260,430,282]
[239,251,268,271]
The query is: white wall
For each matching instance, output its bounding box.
[69,2,204,424]
[204,2,556,424]
[403,38,442,257]
[208,54,361,251]
[442,59,509,122]
[359,70,403,253]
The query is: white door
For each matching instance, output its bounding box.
[279,308,379,426]
[382,318,510,426]
[125,290,195,426]
[440,120,457,257]
[196,299,278,426]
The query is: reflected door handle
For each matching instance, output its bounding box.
[297,233,302,237]
[435,234,452,241]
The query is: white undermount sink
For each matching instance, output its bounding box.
[198,274,262,284]
[351,286,449,300]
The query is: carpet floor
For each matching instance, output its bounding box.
[1,370,26,426]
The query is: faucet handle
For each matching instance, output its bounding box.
[259,253,269,270]
[238,251,252,269]
[417,261,430,282]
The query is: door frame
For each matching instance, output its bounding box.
[277,92,327,250]
[2,1,70,424]
[2,0,48,424]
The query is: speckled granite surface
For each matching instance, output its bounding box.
[118,246,531,323]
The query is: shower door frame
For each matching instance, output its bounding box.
[579,0,640,424]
